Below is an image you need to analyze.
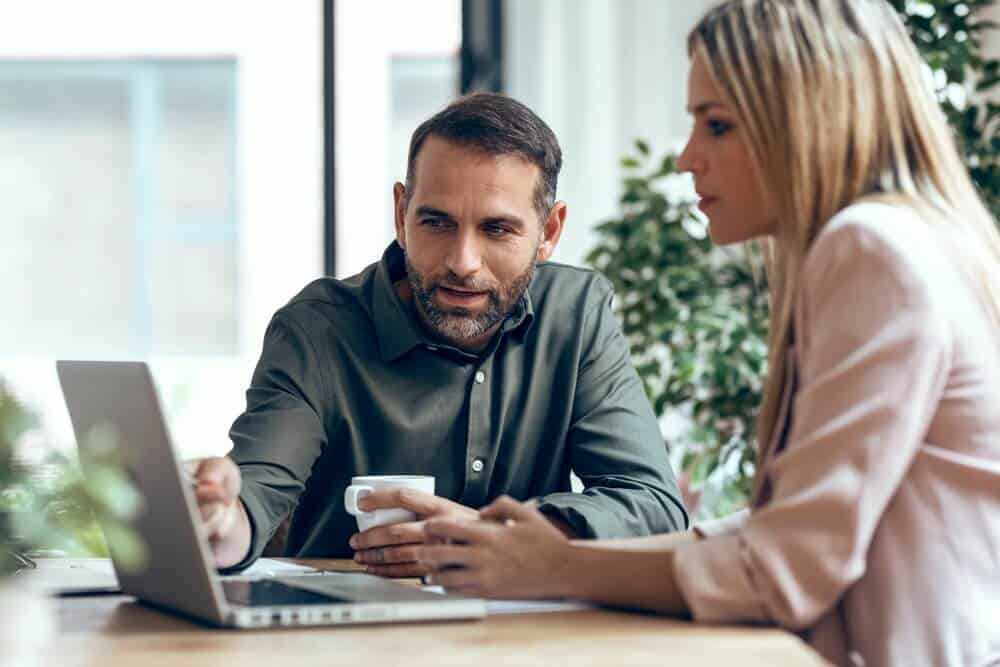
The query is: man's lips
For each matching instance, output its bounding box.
[437,285,489,304]
[698,195,719,212]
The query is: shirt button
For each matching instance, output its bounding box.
[471,458,485,473]
[474,370,485,384]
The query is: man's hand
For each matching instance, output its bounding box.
[349,488,478,578]
[187,457,252,569]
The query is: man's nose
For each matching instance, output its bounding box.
[444,231,483,279]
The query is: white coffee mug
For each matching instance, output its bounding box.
[343,475,435,532]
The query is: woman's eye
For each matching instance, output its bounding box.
[707,119,731,137]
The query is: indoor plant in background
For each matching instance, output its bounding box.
[0,378,144,666]
[588,0,999,519]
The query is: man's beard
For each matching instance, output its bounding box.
[405,255,535,348]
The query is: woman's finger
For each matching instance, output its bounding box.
[424,518,496,545]
[428,565,484,593]
[418,544,481,570]
[354,543,422,566]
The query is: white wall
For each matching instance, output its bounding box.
[505,0,715,267]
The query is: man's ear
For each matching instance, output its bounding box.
[393,182,407,250]
[536,201,567,263]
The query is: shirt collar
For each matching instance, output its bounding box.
[372,242,425,362]
[371,242,536,362]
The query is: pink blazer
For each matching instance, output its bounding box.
[673,201,1000,667]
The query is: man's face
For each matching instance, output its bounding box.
[394,136,561,351]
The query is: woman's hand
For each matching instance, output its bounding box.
[418,495,572,598]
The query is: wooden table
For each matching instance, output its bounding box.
[51,559,826,666]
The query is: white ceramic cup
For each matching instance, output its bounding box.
[343,475,435,532]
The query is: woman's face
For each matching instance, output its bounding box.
[677,53,776,244]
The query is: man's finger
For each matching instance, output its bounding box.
[199,502,227,537]
[479,495,535,523]
[353,543,422,566]
[194,483,228,505]
[365,562,428,579]
[350,520,425,550]
[193,457,241,498]
[358,487,443,515]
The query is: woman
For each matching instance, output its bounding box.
[416,1,1000,665]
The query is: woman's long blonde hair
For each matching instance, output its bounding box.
[687,0,1000,494]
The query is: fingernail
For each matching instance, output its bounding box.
[424,574,434,585]
[349,536,358,549]
[353,553,361,563]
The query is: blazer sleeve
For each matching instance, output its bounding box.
[672,218,952,629]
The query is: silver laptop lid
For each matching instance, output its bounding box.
[57,360,228,625]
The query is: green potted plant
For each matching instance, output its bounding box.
[0,378,144,665]
[588,0,999,519]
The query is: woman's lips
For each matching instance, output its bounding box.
[698,196,718,212]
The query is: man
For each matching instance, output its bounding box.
[193,93,687,577]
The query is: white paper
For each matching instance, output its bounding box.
[422,585,593,615]
[227,558,319,578]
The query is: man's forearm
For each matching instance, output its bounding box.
[538,487,687,540]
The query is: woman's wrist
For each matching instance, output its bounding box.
[560,542,604,600]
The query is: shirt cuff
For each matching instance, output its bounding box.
[673,533,771,624]
[692,508,750,539]
[535,501,599,539]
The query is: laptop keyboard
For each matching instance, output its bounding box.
[222,579,350,607]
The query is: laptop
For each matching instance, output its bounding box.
[56,360,485,628]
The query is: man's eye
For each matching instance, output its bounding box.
[707,119,731,137]
[483,224,509,236]
[421,218,447,229]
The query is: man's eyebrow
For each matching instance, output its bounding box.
[481,215,526,230]
[414,206,456,221]
[687,101,727,115]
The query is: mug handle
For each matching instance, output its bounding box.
[344,485,375,517]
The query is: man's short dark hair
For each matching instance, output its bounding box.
[404,93,562,221]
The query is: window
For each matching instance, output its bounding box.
[0,1,323,460]
[0,60,238,356]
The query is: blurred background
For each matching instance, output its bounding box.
[1,0,997,521]
[0,0,720,463]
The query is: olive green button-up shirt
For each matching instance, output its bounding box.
[229,242,687,566]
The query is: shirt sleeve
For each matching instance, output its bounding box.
[224,312,333,570]
[536,277,689,538]
[673,219,952,629]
